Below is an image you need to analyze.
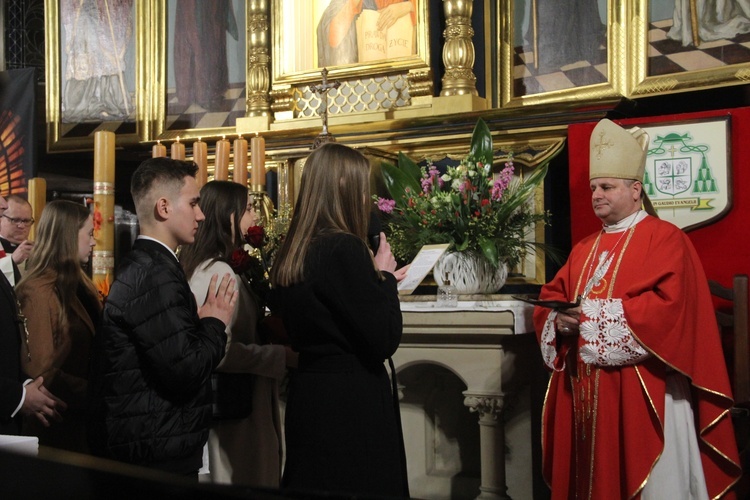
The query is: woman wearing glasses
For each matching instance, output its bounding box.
[15,200,100,453]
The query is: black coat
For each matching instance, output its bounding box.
[273,233,407,498]
[1,237,22,285]
[88,239,227,474]
[0,271,24,434]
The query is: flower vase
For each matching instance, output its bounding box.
[433,251,508,295]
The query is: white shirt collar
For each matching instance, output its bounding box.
[603,210,648,233]
[136,235,178,261]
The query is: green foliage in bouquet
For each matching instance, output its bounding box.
[376,118,555,269]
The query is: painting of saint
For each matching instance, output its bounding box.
[667,0,750,47]
[60,0,135,123]
[649,0,750,76]
[173,0,238,109]
[316,0,416,67]
[165,0,246,131]
[512,0,607,96]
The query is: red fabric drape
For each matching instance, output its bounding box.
[567,107,750,285]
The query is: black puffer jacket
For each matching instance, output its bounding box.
[88,239,227,474]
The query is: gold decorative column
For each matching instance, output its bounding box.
[441,0,479,97]
[27,178,46,241]
[93,131,115,292]
[247,0,270,119]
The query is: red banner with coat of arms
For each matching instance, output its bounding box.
[568,107,750,287]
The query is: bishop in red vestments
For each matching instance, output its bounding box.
[533,119,741,499]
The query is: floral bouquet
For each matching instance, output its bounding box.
[375,118,553,270]
[229,203,290,311]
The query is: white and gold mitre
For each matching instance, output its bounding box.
[589,118,650,181]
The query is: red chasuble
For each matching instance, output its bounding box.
[533,215,740,499]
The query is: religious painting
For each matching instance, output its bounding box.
[45,0,143,151]
[153,0,248,140]
[639,116,731,231]
[629,0,750,96]
[499,0,624,107]
[272,0,431,85]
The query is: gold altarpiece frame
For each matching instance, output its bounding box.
[45,0,148,152]
[269,0,433,122]
[499,0,626,107]
[628,0,750,97]
[272,0,431,85]
[45,0,255,152]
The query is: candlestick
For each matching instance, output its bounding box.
[251,134,266,188]
[27,177,46,241]
[215,136,230,181]
[233,136,248,186]
[171,138,185,160]
[93,130,116,295]
[152,140,167,158]
[193,138,208,187]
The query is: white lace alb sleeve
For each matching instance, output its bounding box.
[578,298,650,366]
[540,310,559,370]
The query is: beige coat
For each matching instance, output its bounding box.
[17,273,100,453]
[189,259,286,488]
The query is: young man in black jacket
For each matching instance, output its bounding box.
[88,158,237,477]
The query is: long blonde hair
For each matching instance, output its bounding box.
[271,143,372,287]
[17,200,98,341]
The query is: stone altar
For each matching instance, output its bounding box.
[393,295,546,500]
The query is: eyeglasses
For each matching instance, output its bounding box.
[1,214,34,226]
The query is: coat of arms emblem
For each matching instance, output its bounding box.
[642,119,730,231]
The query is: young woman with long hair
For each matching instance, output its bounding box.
[270,143,408,498]
[181,180,294,487]
[16,199,100,453]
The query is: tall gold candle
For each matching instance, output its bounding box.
[233,136,248,186]
[93,130,116,293]
[250,134,266,188]
[171,137,185,160]
[152,140,167,158]
[27,177,46,241]
[215,136,230,181]
[193,138,208,187]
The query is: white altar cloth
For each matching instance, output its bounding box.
[399,298,535,334]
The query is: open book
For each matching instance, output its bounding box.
[356,9,414,62]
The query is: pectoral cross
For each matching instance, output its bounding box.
[311,68,341,150]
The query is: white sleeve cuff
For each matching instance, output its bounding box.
[540,310,559,370]
[579,298,650,366]
[0,255,15,287]
[10,379,33,418]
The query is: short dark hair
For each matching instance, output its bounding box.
[131,157,198,220]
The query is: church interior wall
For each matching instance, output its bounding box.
[2,1,750,498]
